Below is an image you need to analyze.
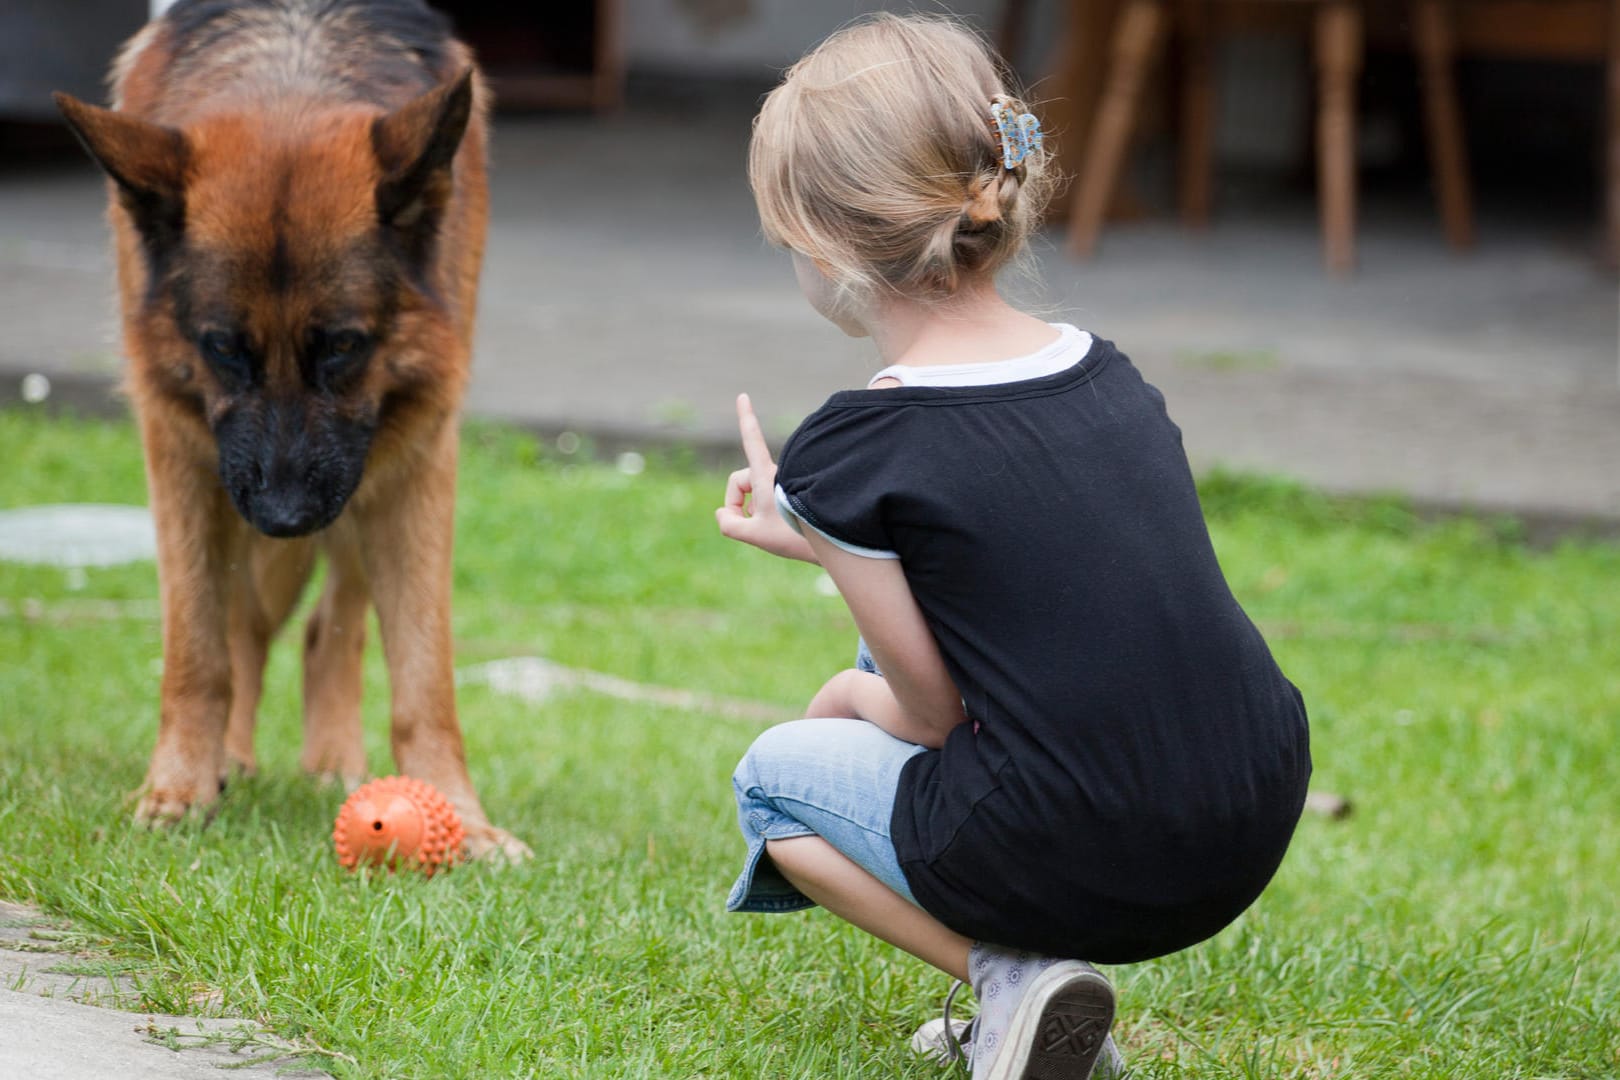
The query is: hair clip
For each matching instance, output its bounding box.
[991,101,1044,170]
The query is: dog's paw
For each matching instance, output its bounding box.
[133,782,220,827]
[300,740,366,788]
[464,825,533,864]
[307,768,365,793]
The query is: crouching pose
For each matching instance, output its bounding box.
[714,14,1311,1078]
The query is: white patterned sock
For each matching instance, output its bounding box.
[968,943,1056,1073]
[967,943,1120,1078]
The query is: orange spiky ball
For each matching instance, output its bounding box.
[333,776,465,875]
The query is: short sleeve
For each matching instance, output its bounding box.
[774,407,900,560]
[774,485,899,559]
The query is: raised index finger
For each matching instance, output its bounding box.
[736,393,775,474]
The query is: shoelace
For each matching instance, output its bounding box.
[941,978,972,1067]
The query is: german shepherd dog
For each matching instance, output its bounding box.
[55,0,528,859]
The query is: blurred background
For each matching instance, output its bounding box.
[1,0,1616,527]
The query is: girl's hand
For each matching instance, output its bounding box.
[715,393,819,564]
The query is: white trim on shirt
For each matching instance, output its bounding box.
[866,324,1092,389]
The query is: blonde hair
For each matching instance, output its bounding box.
[749,13,1052,305]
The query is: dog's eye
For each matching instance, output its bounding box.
[200,331,247,371]
[329,330,366,355]
[322,330,372,371]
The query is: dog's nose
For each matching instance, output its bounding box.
[253,493,322,538]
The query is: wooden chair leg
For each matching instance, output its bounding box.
[1607,0,1620,267]
[1178,0,1215,227]
[1046,0,1118,219]
[1067,0,1168,256]
[1314,1,1362,275]
[1412,0,1474,249]
[593,0,626,112]
[998,0,1030,72]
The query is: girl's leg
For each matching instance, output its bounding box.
[729,715,931,919]
[766,834,970,981]
[730,716,1120,1078]
[745,649,971,976]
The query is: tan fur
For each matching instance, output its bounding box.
[62,6,523,859]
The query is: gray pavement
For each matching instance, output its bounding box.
[3,93,1618,527]
[0,901,327,1078]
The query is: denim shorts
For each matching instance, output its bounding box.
[726,642,927,912]
[727,715,926,912]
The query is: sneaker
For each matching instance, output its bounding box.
[967,945,1118,1080]
[911,972,1126,1078]
[910,1015,975,1064]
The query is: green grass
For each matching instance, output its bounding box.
[2,409,1617,1078]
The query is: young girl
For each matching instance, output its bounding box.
[715,15,1311,1079]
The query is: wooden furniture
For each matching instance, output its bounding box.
[1065,0,1475,273]
[1401,0,1620,263]
[1007,0,1150,223]
[1046,0,1620,269]
[1410,0,1475,248]
[438,0,624,111]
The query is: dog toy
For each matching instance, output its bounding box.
[333,776,465,875]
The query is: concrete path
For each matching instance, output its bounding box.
[3,100,1617,529]
[2,992,330,1080]
[0,901,329,1079]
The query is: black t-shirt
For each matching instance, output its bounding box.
[775,337,1311,964]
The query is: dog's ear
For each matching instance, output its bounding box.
[371,69,475,265]
[54,93,188,254]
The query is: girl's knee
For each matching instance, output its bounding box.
[734,719,853,809]
[733,719,813,796]
[736,717,876,790]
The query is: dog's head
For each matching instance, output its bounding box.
[55,72,476,538]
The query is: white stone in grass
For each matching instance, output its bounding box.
[463,655,785,722]
[20,373,51,404]
[616,450,646,476]
[464,656,563,704]
[0,504,156,567]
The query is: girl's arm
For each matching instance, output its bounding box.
[716,392,965,746]
[801,529,969,749]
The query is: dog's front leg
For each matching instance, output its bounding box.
[359,439,532,862]
[136,422,240,824]
[300,523,369,787]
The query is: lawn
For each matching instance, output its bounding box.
[1,408,1616,1079]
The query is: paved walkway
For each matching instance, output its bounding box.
[0,901,328,1078]
[3,101,1617,529]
